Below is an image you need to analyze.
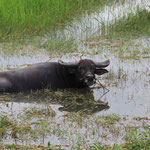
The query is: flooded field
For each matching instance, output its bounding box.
[0,0,150,149]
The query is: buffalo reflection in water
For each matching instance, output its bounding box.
[55,89,109,114]
[0,88,109,114]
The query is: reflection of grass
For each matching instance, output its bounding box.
[108,8,150,38]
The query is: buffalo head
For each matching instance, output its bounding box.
[59,59,110,87]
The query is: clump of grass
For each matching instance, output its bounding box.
[126,129,150,150]
[0,144,63,150]
[100,113,121,125]
[0,115,13,137]
[23,106,56,119]
[11,123,32,139]
[0,0,107,40]
[0,115,33,140]
[108,8,150,38]
[89,128,150,150]
[41,37,78,53]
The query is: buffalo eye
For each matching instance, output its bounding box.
[78,66,82,70]
[78,66,85,74]
[91,65,95,71]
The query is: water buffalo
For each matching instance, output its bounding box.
[0,59,110,93]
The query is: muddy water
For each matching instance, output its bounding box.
[0,0,150,148]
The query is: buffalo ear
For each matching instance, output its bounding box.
[95,69,108,75]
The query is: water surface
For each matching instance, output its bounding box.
[0,0,150,148]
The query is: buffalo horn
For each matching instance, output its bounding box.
[94,59,110,68]
[58,60,79,67]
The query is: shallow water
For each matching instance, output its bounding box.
[0,0,150,148]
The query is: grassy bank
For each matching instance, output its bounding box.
[108,8,150,38]
[0,0,109,41]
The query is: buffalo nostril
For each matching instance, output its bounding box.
[86,75,94,80]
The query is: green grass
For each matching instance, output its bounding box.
[126,129,150,150]
[23,106,56,119]
[1,129,150,149]
[1,111,150,150]
[108,8,150,38]
[0,115,13,137]
[0,0,108,41]
[89,129,150,150]
[0,144,63,150]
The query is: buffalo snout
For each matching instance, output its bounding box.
[84,73,96,86]
[85,73,95,81]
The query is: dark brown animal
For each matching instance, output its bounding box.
[0,59,110,93]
